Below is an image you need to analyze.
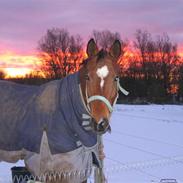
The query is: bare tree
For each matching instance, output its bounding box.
[38,28,84,79]
[0,70,5,80]
[133,29,180,100]
[92,30,127,52]
[133,30,156,96]
[134,30,156,80]
[178,63,183,100]
[134,30,150,58]
[156,33,179,95]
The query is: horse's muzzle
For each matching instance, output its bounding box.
[91,118,111,135]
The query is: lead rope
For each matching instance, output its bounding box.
[95,80,129,183]
[86,78,129,183]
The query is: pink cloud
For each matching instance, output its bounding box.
[0,0,182,54]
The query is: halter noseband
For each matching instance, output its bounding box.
[86,78,129,113]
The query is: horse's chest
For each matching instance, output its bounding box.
[25,131,95,182]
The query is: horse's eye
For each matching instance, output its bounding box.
[114,76,119,81]
[85,74,90,80]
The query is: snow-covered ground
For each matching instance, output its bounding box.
[1,105,183,183]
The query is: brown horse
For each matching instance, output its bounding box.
[0,39,127,183]
[47,39,123,183]
[79,39,123,183]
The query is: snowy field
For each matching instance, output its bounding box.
[0,104,183,183]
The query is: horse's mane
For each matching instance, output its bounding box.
[80,58,89,67]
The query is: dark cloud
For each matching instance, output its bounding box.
[0,0,183,53]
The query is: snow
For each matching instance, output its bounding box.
[1,105,183,183]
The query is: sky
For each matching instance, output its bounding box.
[0,0,183,76]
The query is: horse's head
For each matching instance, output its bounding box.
[80,38,122,135]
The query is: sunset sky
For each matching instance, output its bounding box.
[0,0,183,77]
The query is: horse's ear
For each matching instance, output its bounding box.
[86,38,98,57]
[109,40,121,59]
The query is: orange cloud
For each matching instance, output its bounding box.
[0,51,42,78]
[178,46,183,58]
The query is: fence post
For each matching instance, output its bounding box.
[94,135,105,183]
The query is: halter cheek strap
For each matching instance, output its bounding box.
[116,78,129,96]
[86,78,129,113]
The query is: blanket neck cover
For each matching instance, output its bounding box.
[0,72,97,154]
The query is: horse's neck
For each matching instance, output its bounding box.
[79,68,87,106]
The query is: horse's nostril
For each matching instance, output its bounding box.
[97,118,109,131]
[91,118,110,134]
[97,122,104,130]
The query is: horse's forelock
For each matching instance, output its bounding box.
[97,49,108,62]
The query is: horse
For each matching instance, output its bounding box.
[0,39,128,183]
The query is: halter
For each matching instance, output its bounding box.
[86,78,129,113]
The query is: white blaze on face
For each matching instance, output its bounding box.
[96,65,109,88]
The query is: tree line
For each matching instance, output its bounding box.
[120,30,182,103]
[1,28,183,104]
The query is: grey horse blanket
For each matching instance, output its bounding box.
[0,72,97,154]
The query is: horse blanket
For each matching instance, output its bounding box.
[0,72,99,182]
